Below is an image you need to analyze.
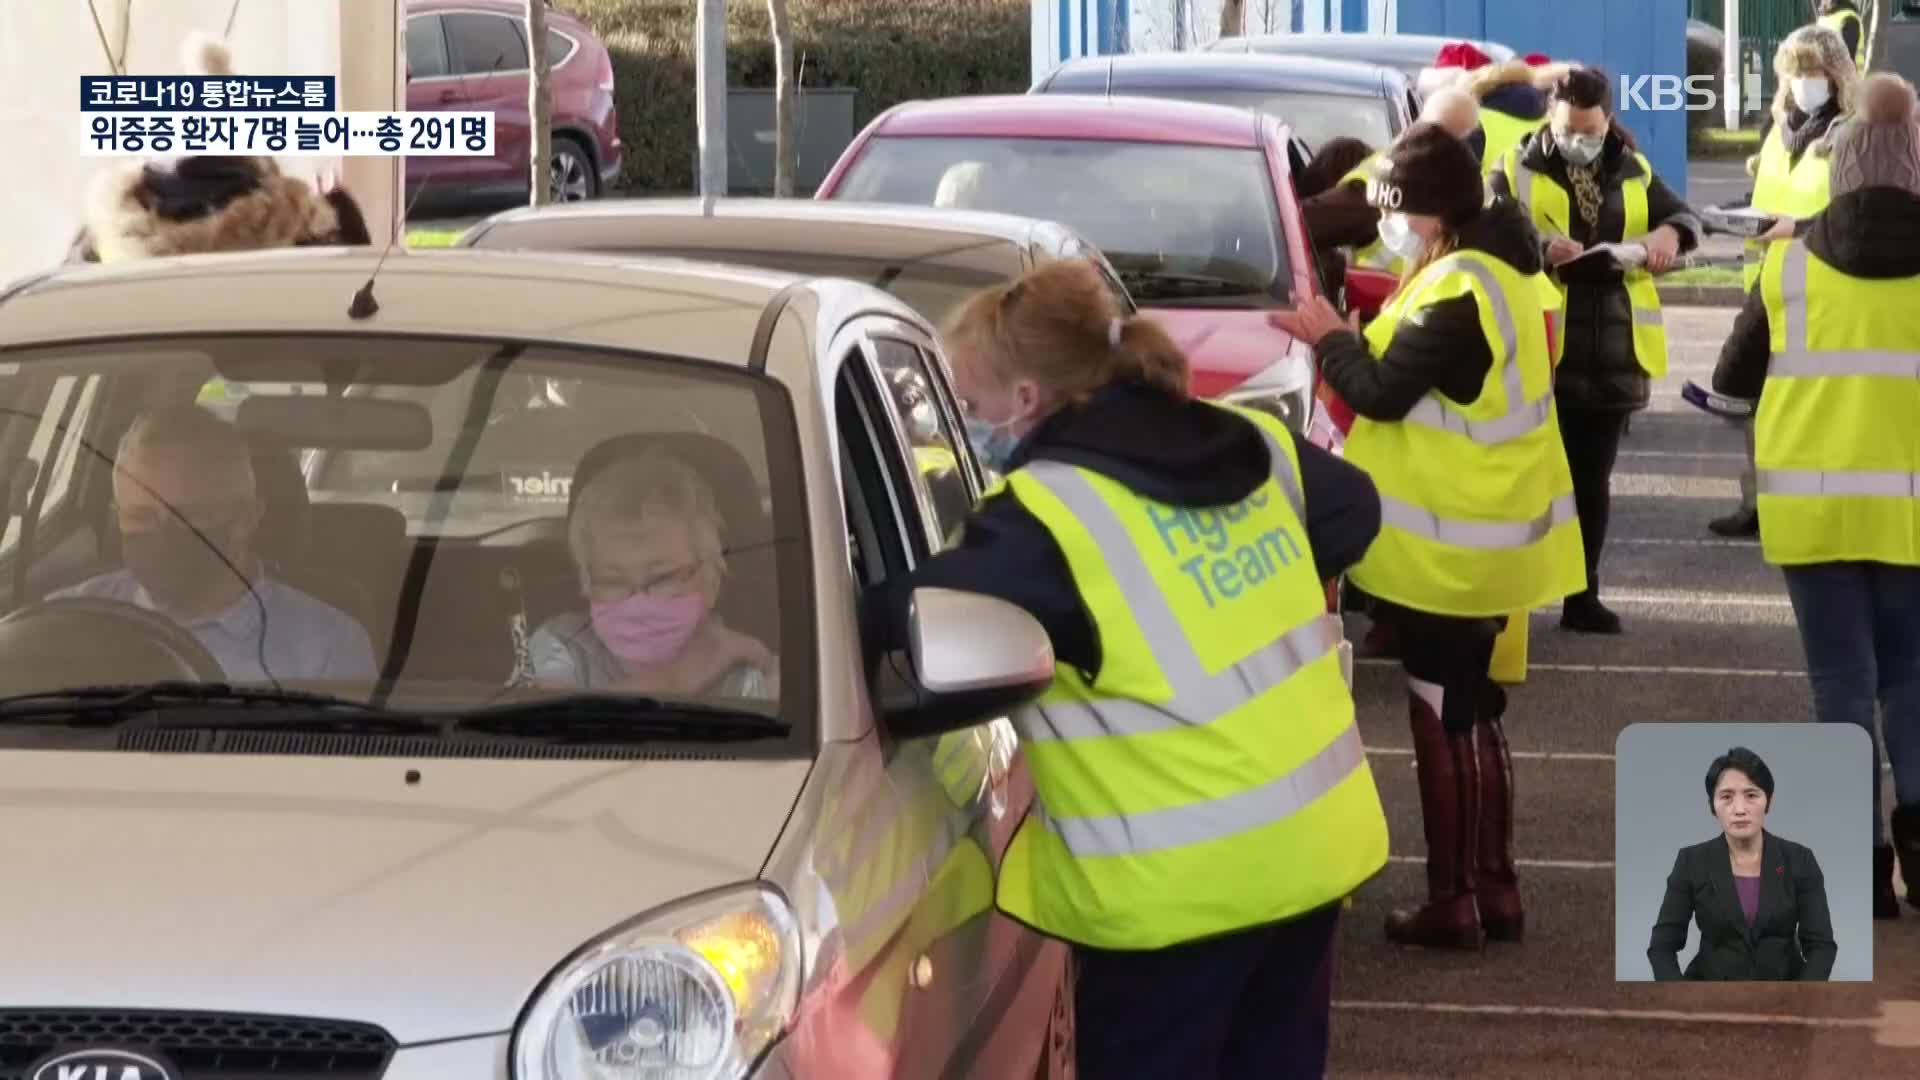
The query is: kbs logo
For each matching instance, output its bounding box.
[1619,73,1765,112]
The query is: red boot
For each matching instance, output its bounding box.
[1386,682,1485,950]
[1474,684,1524,942]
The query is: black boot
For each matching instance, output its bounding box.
[1877,845,1902,920]
[1560,591,1622,635]
[1386,684,1484,950]
[1709,508,1759,538]
[1892,805,1920,912]
[1474,684,1523,942]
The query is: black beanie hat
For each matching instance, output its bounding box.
[1367,122,1485,228]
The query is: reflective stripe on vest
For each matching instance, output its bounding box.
[1345,251,1588,615]
[1819,10,1868,73]
[1745,126,1834,290]
[1754,240,1920,566]
[1506,149,1670,378]
[994,406,1388,948]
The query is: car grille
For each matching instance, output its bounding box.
[0,1010,395,1080]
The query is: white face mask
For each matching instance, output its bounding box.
[1791,76,1832,113]
[1556,132,1607,166]
[1377,212,1427,261]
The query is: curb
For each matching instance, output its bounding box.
[1657,285,1744,308]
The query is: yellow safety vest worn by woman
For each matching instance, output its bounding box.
[995,406,1388,949]
[1502,147,1672,378]
[1344,251,1586,616]
[1747,124,1836,291]
[1752,240,1920,567]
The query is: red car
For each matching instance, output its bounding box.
[815,94,1334,443]
[402,0,622,211]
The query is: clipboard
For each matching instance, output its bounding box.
[1552,242,1648,273]
[1700,205,1782,239]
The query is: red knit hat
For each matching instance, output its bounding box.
[1524,52,1552,66]
[1433,41,1494,70]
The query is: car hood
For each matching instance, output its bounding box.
[0,749,811,1044]
[1140,304,1309,400]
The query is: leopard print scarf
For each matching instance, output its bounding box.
[1566,160,1606,235]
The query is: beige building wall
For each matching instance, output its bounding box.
[0,0,401,287]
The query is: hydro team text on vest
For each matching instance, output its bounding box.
[1147,492,1305,607]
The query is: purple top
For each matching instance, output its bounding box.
[1735,874,1761,927]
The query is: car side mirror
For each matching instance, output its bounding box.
[1343,266,1397,321]
[880,587,1055,739]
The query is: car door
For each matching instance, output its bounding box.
[439,9,533,193]
[401,12,481,195]
[828,318,1064,1078]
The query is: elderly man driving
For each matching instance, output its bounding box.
[530,450,776,698]
[51,405,377,683]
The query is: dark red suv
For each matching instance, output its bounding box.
[403,0,622,211]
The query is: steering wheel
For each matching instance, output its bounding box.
[0,597,224,695]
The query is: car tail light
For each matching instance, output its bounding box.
[597,48,614,91]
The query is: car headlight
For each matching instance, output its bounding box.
[1222,351,1316,435]
[512,883,803,1080]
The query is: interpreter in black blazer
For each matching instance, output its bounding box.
[1648,747,1837,981]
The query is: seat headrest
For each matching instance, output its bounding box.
[568,432,769,554]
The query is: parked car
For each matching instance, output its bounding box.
[403,0,622,211]
[1033,52,1414,156]
[816,94,1325,438]
[0,248,1071,1078]
[1212,30,1515,111]
[455,198,1137,332]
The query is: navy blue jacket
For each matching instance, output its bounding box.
[861,381,1382,677]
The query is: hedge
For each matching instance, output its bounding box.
[567,0,1033,194]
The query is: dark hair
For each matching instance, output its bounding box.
[1297,136,1377,199]
[1705,747,1776,811]
[1550,65,1615,114]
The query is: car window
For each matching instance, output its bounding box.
[444,12,528,76]
[404,14,450,79]
[869,338,974,549]
[1143,89,1397,156]
[546,29,578,67]
[2,335,805,718]
[0,374,102,558]
[1052,234,1139,315]
[837,134,1291,308]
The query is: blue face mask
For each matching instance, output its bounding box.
[965,414,1023,473]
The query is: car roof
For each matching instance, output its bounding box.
[0,248,922,369]
[466,198,1058,251]
[1043,52,1402,96]
[1226,32,1514,70]
[870,93,1266,148]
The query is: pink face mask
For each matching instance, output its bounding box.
[591,591,707,668]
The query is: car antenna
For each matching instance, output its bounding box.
[350,48,511,320]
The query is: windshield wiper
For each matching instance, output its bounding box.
[1113,267,1266,300]
[453,694,787,743]
[0,682,386,725]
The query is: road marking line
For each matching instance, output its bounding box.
[1331,1000,1920,1046]
[1612,473,1743,499]
[1385,855,1612,870]
[1612,537,1760,548]
[1618,450,1746,461]
[1601,587,1791,607]
[1355,658,1806,677]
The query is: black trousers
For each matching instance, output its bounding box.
[1073,904,1340,1080]
[1557,405,1633,601]
[1374,599,1504,733]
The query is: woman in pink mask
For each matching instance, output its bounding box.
[529,451,775,697]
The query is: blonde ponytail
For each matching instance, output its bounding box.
[1112,316,1191,400]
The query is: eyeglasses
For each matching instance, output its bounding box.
[586,562,705,603]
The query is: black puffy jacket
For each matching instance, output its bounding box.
[1489,128,1701,412]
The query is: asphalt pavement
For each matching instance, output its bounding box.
[1327,305,1920,1078]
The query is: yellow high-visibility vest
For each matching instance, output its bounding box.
[1480,108,1545,179]
[1746,125,1834,291]
[1818,8,1869,74]
[1344,250,1587,616]
[992,405,1388,949]
[1339,153,1406,276]
[1755,240,1920,567]
[1503,147,1672,378]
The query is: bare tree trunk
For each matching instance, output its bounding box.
[768,0,796,196]
[527,0,553,206]
[1219,0,1245,38]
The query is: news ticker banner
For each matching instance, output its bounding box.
[79,74,493,157]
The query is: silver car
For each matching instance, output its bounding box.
[0,249,1074,1078]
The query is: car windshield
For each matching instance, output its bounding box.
[0,335,804,725]
[569,242,1025,328]
[836,135,1291,307]
[1144,89,1396,156]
